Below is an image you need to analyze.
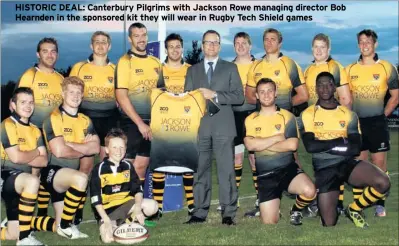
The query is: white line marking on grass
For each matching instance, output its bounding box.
[390,172,398,176]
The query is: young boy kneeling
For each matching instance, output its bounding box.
[90,128,158,243]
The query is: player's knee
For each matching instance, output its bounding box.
[261,217,279,225]
[374,175,391,194]
[321,217,337,227]
[73,172,88,189]
[23,174,40,191]
[143,199,158,217]
[302,185,317,200]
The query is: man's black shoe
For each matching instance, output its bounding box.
[184,216,206,224]
[222,217,236,226]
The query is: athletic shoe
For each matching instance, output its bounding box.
[303,200,319,218]
[57,225,84,239]
[254,199,259,208]
[375,205,386,217]
[345,207,369,228]
[336,204,345,216]
[290,210,303,226]
[71,224,89,238]
[0,218,8,227]
[16,232,44,245]
[188,208,194,216]
[216,205,223,212]
[244,207,260,218]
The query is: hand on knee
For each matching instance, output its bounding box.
[142,199,158,217]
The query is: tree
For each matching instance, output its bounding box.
[1,80,17,121]
[184,40,203,65]
[56,65,72,77]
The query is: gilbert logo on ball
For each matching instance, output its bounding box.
[113,223,149,244]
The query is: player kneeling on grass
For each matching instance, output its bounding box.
[90,128,158,243]
[298,72,391,228]
[1,87,48,245]
[244,78,316,225]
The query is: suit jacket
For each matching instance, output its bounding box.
[184,59,244,137]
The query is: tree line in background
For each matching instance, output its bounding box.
[1,44,397,121]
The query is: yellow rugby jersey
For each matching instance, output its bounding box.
[247,53,305,110]
[149,88,206,172]
[304,57,348,105]
[115,50,161,120]
[42,106,96,170]
[90,159,142,211]
[298,104,361,170]
[233,56,256,112]
[161,62,191,94]
[346,54,399,118]
[1,113,44,173]
[70,55,117,117]
[244,107,298,174]
[17,65,63,127]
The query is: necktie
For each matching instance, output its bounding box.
[207,62,214,84]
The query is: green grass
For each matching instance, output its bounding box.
[2,131,398,245]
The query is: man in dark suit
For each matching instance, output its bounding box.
[184,30,244,225]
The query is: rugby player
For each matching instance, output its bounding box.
[244,78,316,225]
[36,76,100,239]
[151,33,196,217]
[303,33,353,216]
[298,72,391,228]
[115,22,161,184]
[1,87,48,245]
[346,29,398,217]
[90,128,158,243]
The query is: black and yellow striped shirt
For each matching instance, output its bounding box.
[90,158,142,212]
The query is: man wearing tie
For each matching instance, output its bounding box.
[184,30,244,225]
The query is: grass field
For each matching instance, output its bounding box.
[2,131,398,245]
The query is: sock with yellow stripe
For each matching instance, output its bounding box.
[152,172,165,212]
[235,164,243,189]
[376,171,389,207]
[37,185,50,216]
[73,190,87,225]
[60,186,84,229]
[352,186,363,200]
[19,192,37,240]
[252,168,258,195]
[30,216,56,232]
[292,194,315,212]
[1,227,6,240]
[338,184,345,208]
[183,173,194,211]
[349,186,385,212]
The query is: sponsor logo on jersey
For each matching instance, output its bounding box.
[350,75,358,80]
[255,73,262,77]
[135,69,144,74]
[84,75,92,80]
[160,107,169,113]
[18,138,26,143]
[163,76,169,80]
[112,185,121,193]
[314,122,324,127]
[64,128,73,135]
[255,127,261,132]
[38,82,49,88]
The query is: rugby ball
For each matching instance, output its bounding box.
[113,223,149,244]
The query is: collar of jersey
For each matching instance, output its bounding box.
[262,52,283,62]
[10,112,30,126]
[311,56,332,64]
[232,54,256,63]
[357,53,379,63]
[87,54,110,65]
[315,99,340,110]
[34,63,55,73]
[127,50,148,58]
[59,105,78,118]
[256,105,281,116]
[103,157,125,167]
[163,57,185,65]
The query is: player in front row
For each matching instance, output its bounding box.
[1,88,48,245]
[90,128,158,243]
[298,72,391,228]
[32,76,100,239]
[244,78,316,225]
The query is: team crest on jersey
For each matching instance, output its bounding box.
[339,121,346,128]
[108,77,113,83]
[184,106,191,113]
[373,74,380,80]
[123,170,130,179]
[154,68,160,74]
[274,70,280,76]
[275,124,281,131]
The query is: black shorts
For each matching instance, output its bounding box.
[40,165,66,203]
[91,116,119,146]
[258,162,304,203]
[120,118,151,159]
[96,200,135,224]
[1,169,24,220]
[315,159,360,194]
[359,115,390,153]
[233,110,253,146]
